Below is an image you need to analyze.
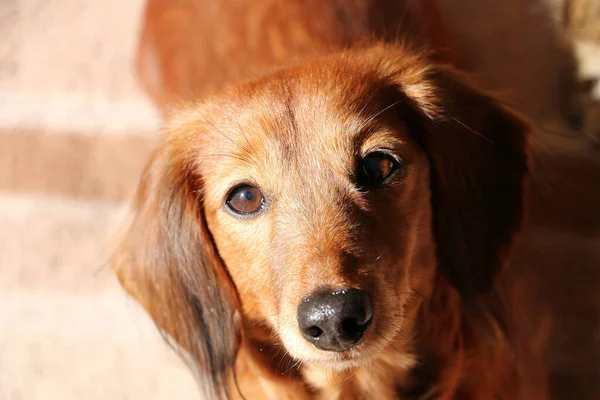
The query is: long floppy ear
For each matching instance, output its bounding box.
[112,136,240,399]
[401,66,530,298]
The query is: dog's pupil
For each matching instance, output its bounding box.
[361,152,395,184]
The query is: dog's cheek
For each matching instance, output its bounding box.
[204,209,276,319]
[370,164,437,334]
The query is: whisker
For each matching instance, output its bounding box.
[196,109,244,148]
[356,99,404,133]
[355,94,377,123]
[450,115,494,144]
[196,108,258,165]
[342,366,358,381]
[282,358,302,376]
[275,350,288,374]
[205,153,253,165]
[235,119,258,156]
[259,341,269,353]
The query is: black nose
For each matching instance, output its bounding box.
[297,288,373,352]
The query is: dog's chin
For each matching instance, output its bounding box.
[279,332,386,372]
[298,338,416,374]
[308,352,370,371]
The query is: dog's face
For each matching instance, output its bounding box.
[196,61,436,369]
[114,44,529,397]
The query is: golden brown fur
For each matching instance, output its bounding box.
[136,0,457,115]
[114,1,600,399]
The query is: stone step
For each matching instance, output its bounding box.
[0,130,156,203]
[1,290,198,400]
[0,0,160,135]
[0,193,198,399]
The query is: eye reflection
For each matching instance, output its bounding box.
[226,184,265,215]
[358,152,400,187]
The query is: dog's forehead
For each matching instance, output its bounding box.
[226,64,398,154]
[190,56,423,202]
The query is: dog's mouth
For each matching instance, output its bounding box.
[278,304,416,373]
[299,343,379,371]
[288,317,381,371]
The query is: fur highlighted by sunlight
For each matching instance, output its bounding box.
[110,0,600,399]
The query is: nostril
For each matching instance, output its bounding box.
[306,326,323,339]
[340,316,371,340]
[341,317,360,335]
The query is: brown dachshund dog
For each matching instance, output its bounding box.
[113,1,600,399]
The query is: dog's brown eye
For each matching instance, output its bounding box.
[358,152,399,187]
[226,184,265,215]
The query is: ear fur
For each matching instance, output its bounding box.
[395,63,530,298]
[112,136,240,399]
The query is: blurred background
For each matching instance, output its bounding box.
[0,0,197,399]
[0,0,598,399]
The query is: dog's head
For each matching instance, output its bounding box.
[114,44,529,398]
